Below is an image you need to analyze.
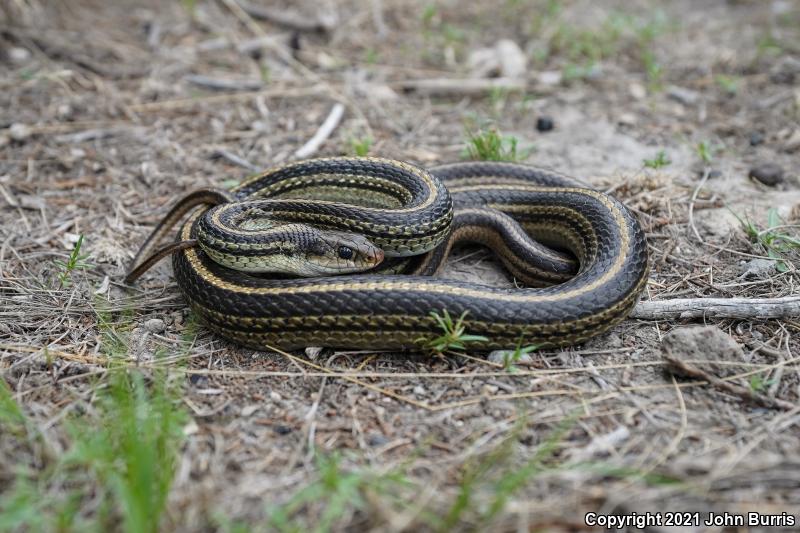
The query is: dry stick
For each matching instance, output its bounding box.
[663,353,796,410]
[211,148,260,171]
[293,103,345,159]
[631,296,800,320]
[184,74,264,92]
[394,77,528,96]
[688,168,710,243]
[237,0,334,32]
[128,86,323,113]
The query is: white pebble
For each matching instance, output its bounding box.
[9,123,32,142]
[8,47,31,64]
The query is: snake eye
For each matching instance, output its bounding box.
[337,246,354,260]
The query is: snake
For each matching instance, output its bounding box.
[125,157,649,350]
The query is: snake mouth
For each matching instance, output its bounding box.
[368,247,385,266]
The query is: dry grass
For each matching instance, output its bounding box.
[2,0,800,531]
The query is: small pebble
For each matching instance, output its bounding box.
[482,384,499,395]
[412,385,426,396]
[749,131,764,146]
[628,83,646,100]
[240,405,260,417]
[495,39,527,78]
[770,56,800,84]
[144,318,166,333]
[8,47,31,64]
[538,71,562,86]
[9,123,32,142]
[667,85,701,106]
[782,129,800,152]
[536,116,554,132]
[269,390,282,401]
[749,163,785,186]
[367,434,389,447]
[305,346,325,359]
[273,425,292,435]
[740,258,776,278]
[57,104,73,119]
[661,326,744,377]
[189,374,208,386]
[617,113,637,126]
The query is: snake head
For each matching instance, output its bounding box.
[301,229,384,276]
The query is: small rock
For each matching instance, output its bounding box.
[482,384,499,395]
[0,135,9,149]
[749,163,785,186]
[269,390,282,401]
[468,48,502,78]
[364,83,398,102]
[189,374,208,387]
[241,405,260,417]
[536,116,554,132]
[8,123,32,142]
[367,434,389,447]
[661,326,744,377]
[179,420,199,438]
[305,346,325,359]
[495,39,527,78]
[740,258,776,278]
[667,85,701,106]
[770,56,800,84]
[8,47,31,64]
[273,425,292,435]
[707,169,723,179]
[57,104,73,119]
[412,385,426,396]
[467,39,527,79]
[695,208,742,239]
[628,83,647,100]
[748,131,764,146]
[537,70,562,86]
[487,350,533,365]
[782,129,800,152]
[144,318,166,333]
[617,113,638,126]
[17,194,46,210]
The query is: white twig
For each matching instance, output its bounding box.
[211,148,260,172]
[688,168,709,243]
[294,103,345,159]
[184,74,263,92]
[631,296,800,320]
[394,77,527,96]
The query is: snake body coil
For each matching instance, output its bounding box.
[129,157,649,350]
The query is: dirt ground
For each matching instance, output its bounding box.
[1,0,800,531]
